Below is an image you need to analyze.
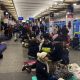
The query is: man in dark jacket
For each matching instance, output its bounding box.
[28,37,39,58]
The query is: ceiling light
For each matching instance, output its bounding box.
[73,3,77,6]
[22,20,26,22]
[6,12,8,15]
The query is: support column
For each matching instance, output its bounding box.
[49,12,54,27]
[66,4,74,39]
[49,12,54,35]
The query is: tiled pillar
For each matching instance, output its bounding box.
[66,4,74,39]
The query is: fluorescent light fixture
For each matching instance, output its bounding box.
[64,0,76,3]
[22,20,26,22]
[73,3,77,6]
[52,0,63,2]
[50,9,57,11]
[6,12,8,15]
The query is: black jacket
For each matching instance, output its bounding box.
[36,60,49,80]
[28,39,39,58]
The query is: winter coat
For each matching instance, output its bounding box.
[36,60,49,80]
[50,43,63,62]
[28,39,39,58]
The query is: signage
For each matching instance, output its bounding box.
[18,17,24,20]
[29,17,34,21]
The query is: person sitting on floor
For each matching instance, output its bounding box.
[36,52,57,80]
[28,37,40,59]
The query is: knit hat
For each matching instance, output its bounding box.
[37,52,48,59]
[58,78,64,80]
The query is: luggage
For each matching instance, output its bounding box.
[32,76,37,80]
[68,63,80,80]
[66,75,77,80]
[48,61,73,79]
[24,60,36,66]
[22,60,36,72]
[0,44,7,53]
[72,37,79,48]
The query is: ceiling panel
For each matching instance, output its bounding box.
[13,0,58,20]
[1,0,18,20]
[14,0,78,20]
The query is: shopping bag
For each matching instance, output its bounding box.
[24,60,36,66]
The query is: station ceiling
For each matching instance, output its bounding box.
[13,0,65,20]
[0,0,17,20]
[0,0,80,20]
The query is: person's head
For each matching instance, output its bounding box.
[63,25,66,28]
[31,37,35,40]
[37,52,49,61]
[40,35,44,40]
[50,26,52,27]
[74,34,78,38]
[53,25,59,34]
[40,21,42,24]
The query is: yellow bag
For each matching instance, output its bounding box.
[42,47,51,53]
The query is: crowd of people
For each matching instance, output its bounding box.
[1,20,79,80]
[21,22,73,80]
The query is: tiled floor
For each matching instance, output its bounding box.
[69,50,80,65]
[0,40,31,80]
[0,40,80,80]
